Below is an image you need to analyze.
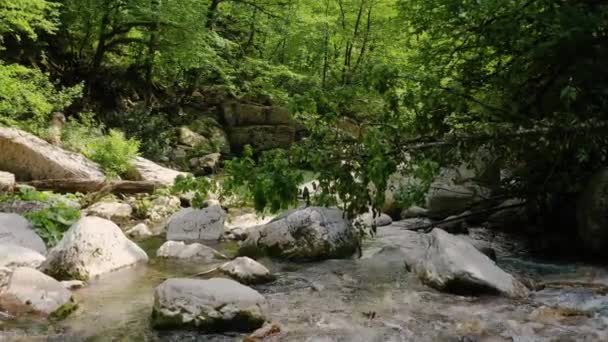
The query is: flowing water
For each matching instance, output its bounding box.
[1,229,608,342]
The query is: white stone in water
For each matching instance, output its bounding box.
[157,241,226,261]
[42,216,148,280]
[0,267,74,316]
[151,277,267,331]
[166,206,226,241]
[125,223,153,239]
[219,257,274,285]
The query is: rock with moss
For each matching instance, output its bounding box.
[167,206,226,242]
[219,257,274,285]
[157,241,226,262]
[0,267,75,318]
[0,213,47,254]
[0,244,46,269]
[412,229,528,298]
[41,216,148,280]
[151,277,267,332]
[239,207,359,261]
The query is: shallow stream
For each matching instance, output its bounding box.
[2,227,608,342]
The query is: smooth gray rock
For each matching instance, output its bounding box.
[0,213,46,254]
[131,157,187,186]
[151,277,267,332]
[0,171,15,191]
[42,216,148,280]
[0,244,46,269]
[354,212,393,230]
[0,267,75,317]
[167,206,226,241]
[125,223,153,239]
[425,168,491,219]
[219,257,274,285]
[156,241,225,261]
[413,229,528,298]
[84,201,133,223]
[239,207,359,261]
[0,127,104,181]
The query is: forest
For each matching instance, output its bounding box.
[1,0,608,340]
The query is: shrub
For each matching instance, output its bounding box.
[172,174,213,208]
[26,204,80,247]
[83,129,140,178]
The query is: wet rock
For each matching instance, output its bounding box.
[239,207,359,261]
[0,127,104,181]
[60,280,86,290]
[125,223,153,239]
[354,212,393,230]
[246,321,282,340]
[157,241,226,261]
[577,168,608,255]
[219,257,274,285]
[42,216,148,280]
[0,171,15,191]
[0,213,46,254]
[84,201,133,224]
[166,206,226,241]
[400,205,429,219]
[0,244,46,269]
[151,277,267,332]
[131,157,187,186]
[0,267,75,317]
[412,229,528,298]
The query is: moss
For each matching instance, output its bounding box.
[151,307,265,333]
[50,298,78,320]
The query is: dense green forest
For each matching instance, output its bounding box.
[2,0,608,223]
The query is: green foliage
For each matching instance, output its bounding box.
[61,112,105,152]
[0,63,82,134]
[394,159,440,209]
[224,146,303,213]
[82,129,140,179]
[26,203,80,247]
[171,174,213,208]
[0,0,59,43]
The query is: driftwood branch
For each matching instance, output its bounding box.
[25,179,161,194]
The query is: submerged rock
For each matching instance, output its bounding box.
[42,216,148,280]
[0,213,46,254]
[413,229,528,298]
[157,241,226,262]
[219,257,274,285]
[0,267,75,317]
[166,206,226,241]
[151,277,267,332]
[0,244,46,269]
[239,207,359,261]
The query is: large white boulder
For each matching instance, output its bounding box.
[0,267,75,317]
[166,206,226,241]
[0,213,46,254]
[0,127,104,180]
[151,277,267,332]
[42,216,148,280]
[0,244,46,269]
[239,207,359,261]
[156,241,225,262]
[131,157,187,186]
[413,229,528,298]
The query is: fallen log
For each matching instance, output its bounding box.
[25,179,162,194]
